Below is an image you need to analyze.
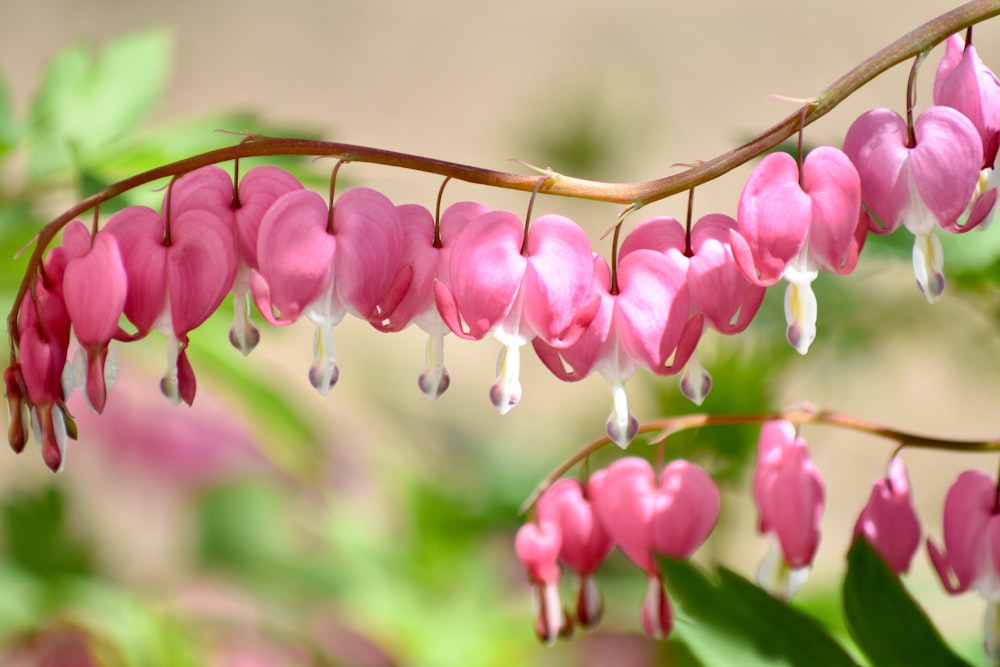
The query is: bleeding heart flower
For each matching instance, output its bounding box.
[620,214,765,404]
[252,187,409,394]
[61,221,128,413]
[229,165,305,355]
[536,475,614,628]
[852,456,921,574]
[927,469,1000,662]
[844,105,989,303]
[753,420,825,600]
[515,520,570,645]
[533,234,702,447]
[730,148,865,354]
[935,32,1000,230]
[435,207,597,414]
[590,457,720,638]
[105,167,239,405]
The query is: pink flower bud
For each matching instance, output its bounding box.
[852,457,921,574]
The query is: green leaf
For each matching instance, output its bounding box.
[659,556,858,667]
[843,537,971,667]
[26,29,171,178]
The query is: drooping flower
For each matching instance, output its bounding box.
[536,475,614,628]
[229,165,305,355]
[852,456,921,574]
[843,105,991,303]
[927,470,1000,662]
[620,214,765,404]
[61,221,128,413]
[753,420,825,600]
[730,148,865,354]
[252,187,409,394]
[377,202,463,399]
[104,166,239,405]
[589,457,720,638]
[935,33,1000,229]
[12,246,75,470]
[434,208,597,414]
[532,231,702,447]
[514,519,570,645]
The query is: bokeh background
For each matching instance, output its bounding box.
[2,0,1000,665]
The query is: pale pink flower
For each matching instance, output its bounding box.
[620,214,765,404]
[935,33,1000,230]
[753,420,825,599]
[533,237,701,447]
[252,187,409,394]
[536,476,614,628]
[852,456,921,574]
[844,106,990,303]
[515,519,569,644]
[435,207,597,414]
[928,470,1000,661]
[731,148,865,354]
[590,457,720,638]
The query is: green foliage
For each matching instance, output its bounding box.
[2,486,93,579]
[660,556,858,667]
[843,538,971,667]
[25,30,171,179]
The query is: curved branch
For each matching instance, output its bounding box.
[518,406,1000,514]
[8,0,1000,352]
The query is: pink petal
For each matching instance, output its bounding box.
[735,152,811,283]
[435,208,525,339]
[843,109,911,233]
[536,478,613,575]
[168,209,238,335]
[801,147,864,273]
[515,521,562,585]
[103,206,168,336]
[909,106,983,231]
[688,214,765,333]
[62,224,127,346]
[650,460,720,558]
[330,188,407,324]
[255,189,336,323]
[852,457,921,574]
[521,214,596,345]
[590,457,657,573]
[234,166,304,268]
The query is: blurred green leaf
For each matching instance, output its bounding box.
[660,556,858,667]
[2,486,93,578]
[26,29,171,178]
[843,538,970,667]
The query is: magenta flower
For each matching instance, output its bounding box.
[536,476,614,628]
[753,420,825,599]
[61,221,128,413]
[11,248,73,470]
[229,165,305,355]
[514,519,569,644]
[731,148,864,354]
[105,167,238,405]
[935,33,1000,230]
[928,470,1000,661]
[253,187,409,393]
[590,457,720,638]
[843,106,989,303]
[852,456,921,574]
[533,234,702,447]
[435,208,597,414]
[621,214,765,404]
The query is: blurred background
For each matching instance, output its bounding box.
[2,0,1000,664]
